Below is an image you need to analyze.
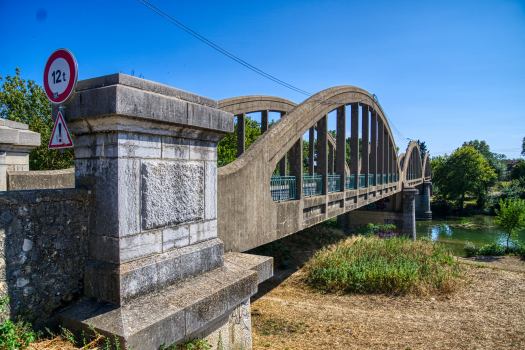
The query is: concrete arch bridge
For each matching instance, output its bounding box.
[217,87,433,252]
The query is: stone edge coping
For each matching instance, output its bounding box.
[0,126,41,147]
[0,119,28,130]
[58,264,257,348]
[224,252,274,285]
[0,187,88,204]
[6,168,75,176]
[74,74,218,108]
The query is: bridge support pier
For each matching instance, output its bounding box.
[402,187,419,240]
[54,74,272,350]
[416,182,432,220]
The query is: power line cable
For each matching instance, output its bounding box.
[138,0,413,144]
[137,0,313,96]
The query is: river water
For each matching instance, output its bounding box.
[415,215,525,257]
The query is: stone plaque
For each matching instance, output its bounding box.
[141,160,204,230]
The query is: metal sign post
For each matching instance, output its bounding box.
[43,48,78,150]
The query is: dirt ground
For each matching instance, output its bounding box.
[457,255,525,273]
[251,264,525,350]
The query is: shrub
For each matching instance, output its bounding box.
[0,296,38,350]
[511,161,525,180]
[515,245,525,258]
[305,236,462,295]
[494,198,525,252]
[464,241,480,257]
[478,243,506,256]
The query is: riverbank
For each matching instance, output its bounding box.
[251,261,525,350]
[457,255,525,273]
[247,222,525,349]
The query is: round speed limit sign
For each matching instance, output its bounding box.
[43,48,78,104]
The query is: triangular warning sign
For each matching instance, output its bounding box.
[48,111,74,149]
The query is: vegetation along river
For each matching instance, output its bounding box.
[415,215,525,257]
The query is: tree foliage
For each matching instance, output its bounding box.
[511,161,525,181]
[217,115,262,167]
[462,140,507,181]
[494,198,525,252]
[522,136,525,156]
[431,146,496,208]
[0,68,74,170]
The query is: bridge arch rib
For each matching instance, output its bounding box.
[218,95,348,173]
[402,141,426,187]
[422,153,432,180]
[217,86,411,252]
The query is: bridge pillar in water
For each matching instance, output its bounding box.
[53,74,272,349]
[415,182,432,220]
[402,187,419,240]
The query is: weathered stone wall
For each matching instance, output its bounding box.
[7,168,75,191]
[0,188,90,329]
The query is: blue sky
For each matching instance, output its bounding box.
[1,0,524,158]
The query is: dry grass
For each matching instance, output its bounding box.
[251,265,525,349]
[27,328,106,350]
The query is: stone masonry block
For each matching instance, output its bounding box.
[189,220,217,245]
[163,225,190,251]
[75,158,118,237]
[141,160,204,230]
[162,137,189,160]
[205,162,217,220]
[118,158,141,237]
[117,133,162,159]
[89,235,119,263]
[181,240,223,280]
[120,231,162,262]
[189,140,217,161]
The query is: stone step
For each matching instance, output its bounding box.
[59,263,258,350]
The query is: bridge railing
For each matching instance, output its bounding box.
[345,174,356,190]
[303,174,322,197]
[270,175,296,202]
[328,175,341,193]
[369,174,375,187]
[358,174,366,188]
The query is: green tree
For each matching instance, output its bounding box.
[494,198,525,252]
[0,68,74,170]
[511,161,525,181]
[431,146,497,209]
[217,115,261,167]
[522,137,525,156]
[462,140,507,181]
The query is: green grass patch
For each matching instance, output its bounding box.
[305,236,464,295]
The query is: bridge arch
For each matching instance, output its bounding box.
[422,153,432,179]
[402,141,425,187]
[218,95,347,173]
[218,85,406,252]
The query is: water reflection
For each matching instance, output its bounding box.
[415,215,525,257]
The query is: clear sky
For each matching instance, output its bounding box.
[1,0,524,158]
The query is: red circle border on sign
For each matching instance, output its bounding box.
[43,49,77,104]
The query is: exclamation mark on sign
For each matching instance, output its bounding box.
[58,123,62,143]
